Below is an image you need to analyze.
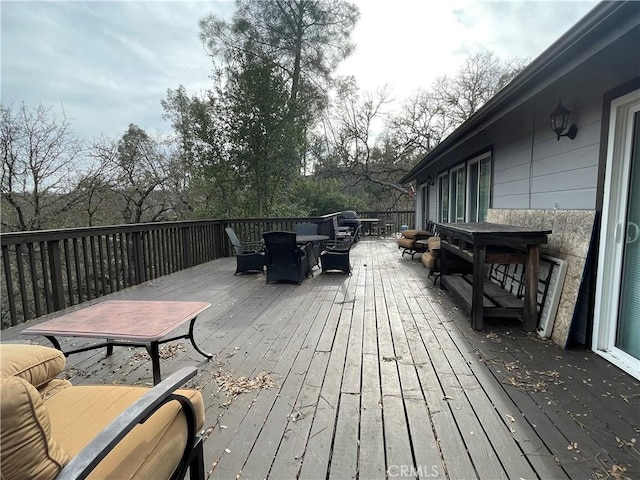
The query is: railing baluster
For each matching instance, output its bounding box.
[105,234,114,294]
[97,236,107,295]
[47,240,65,311]
[27,243,43,317]
[2,245,18,326]
[73,238,83,304]
[89,236,100,297]
[14,244,30,320]
[82,237,92,301]
[62,239,74,307]
[39,241,52,313]
[113,233,122,291]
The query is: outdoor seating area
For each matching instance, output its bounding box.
[2,238,637,480]
[225,219,360,285]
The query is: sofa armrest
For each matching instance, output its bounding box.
[56,367,200,480]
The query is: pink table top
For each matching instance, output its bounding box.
[23,300,211,342]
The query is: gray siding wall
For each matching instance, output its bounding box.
[493,99,602,210]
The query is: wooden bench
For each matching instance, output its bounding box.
[437,222,552,331]
[442,255,566,335]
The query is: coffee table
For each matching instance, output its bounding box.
[22,300,212,384]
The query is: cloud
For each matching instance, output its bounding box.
[2,0,599,142]
[338,0,598,101]
[2,1,233,141]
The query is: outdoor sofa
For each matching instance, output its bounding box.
[0,343,205,480]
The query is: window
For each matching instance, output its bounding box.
[450,165,466,222]
[437,152,491,223]
[467,153,491,222]
[437,172,449,222]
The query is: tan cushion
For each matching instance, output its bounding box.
[396,237,414,249]
[0,376,71,480]
[427,236,441,250]
[39,378,72,400]
[0,344,66,388]
[421,251,439,270]
[401,229,431,239]
[46,384,205,479]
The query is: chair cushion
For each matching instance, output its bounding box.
[46,384,205,479]
[396,237,414,249]
[0,375,71,480]
[427,236,441,251]
[421,251,439,269]
[401,229,431,239]
[39,378,73,400]
[0,344,66,389]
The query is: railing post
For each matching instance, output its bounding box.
[47,240,65,311]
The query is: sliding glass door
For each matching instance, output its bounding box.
[594,89,640,380]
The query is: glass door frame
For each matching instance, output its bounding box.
[593,89,640,380]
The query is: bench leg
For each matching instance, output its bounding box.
[523,244,540,332]
[471,245,486,330]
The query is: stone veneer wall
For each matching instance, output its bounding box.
[486,208,596,347]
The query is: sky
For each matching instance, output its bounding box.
[1,0,600,142]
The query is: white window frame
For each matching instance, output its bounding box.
[449,164,466,222]
[436,152,492,224]
[437,172,449,223]
[466,152,491,222]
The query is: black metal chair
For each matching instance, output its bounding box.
[332,216,352,242]
[225,227,265,275]
[263,231,309,284]
[320,226,359,275]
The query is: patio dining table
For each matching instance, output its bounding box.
[358,218,379,236]
[295,234,329,244]
[296,234,329,272]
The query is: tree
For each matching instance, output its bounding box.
[313,80,411,203]
[388,51,528,164]
[1,103,86,231]
[431,51,527,127]
[199,0,359,108]
[162,86,242,218]
[226,51,304,216]
[91,125,175,224]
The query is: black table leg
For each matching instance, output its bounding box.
[188,318,213,359]
[148,341,161,385]
[45,335,62,351]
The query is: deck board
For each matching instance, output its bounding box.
[3,238,638,480]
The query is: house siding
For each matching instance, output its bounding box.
[493,99,603,210]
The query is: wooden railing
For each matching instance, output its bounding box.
[1,211,413,327]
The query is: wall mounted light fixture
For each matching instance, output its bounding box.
[550,101,578,140]
[426,175,435,186]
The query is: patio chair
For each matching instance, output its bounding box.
[332,216,352,242]
[0,343,205,480]
[225,227,265,275]
[320,227,359,275]
[263,231,309,284]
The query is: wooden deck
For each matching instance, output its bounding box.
[3,238,639,480]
